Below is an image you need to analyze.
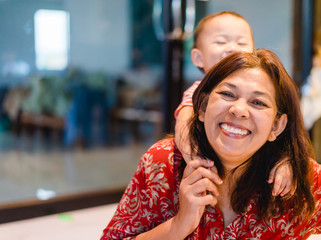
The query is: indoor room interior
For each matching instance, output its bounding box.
[0,0,320,239]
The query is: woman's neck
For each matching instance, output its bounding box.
[215,165,248,228]
[216,179,238,228]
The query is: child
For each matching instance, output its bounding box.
[175,11,295,197]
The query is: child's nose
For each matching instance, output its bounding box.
[229,99,249,119]
[225,42,238,53]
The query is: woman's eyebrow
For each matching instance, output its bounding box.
[217,82,273,101]
[217,82,236,89]
[252,91,273,101]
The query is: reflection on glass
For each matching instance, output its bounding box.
[0,0,163,208]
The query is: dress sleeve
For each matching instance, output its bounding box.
[100,139,177,240]
[174,81,201,119]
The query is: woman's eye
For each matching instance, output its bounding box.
[251,100,268,107]
[218,91,235,98]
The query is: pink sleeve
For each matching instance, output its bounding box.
[174,81,201,119]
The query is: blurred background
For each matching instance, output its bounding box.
[0,0,320,223]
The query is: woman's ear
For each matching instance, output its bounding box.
[198,109,205,122]
[191,48,204,69]
[268,114,288,142]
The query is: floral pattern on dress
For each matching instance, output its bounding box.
[101,138,321,240]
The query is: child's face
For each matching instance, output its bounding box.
[192,14,254,73]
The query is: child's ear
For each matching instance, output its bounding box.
[268,114,288,142]
[191,48,204,69]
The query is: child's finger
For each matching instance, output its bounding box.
[268,165,277,184]
[289,181,297,196]
[272,175,283,196]
[280,181,291,197]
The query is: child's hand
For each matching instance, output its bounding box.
[268,158,296,197]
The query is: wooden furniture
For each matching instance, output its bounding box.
[19,112,65,131]
[111,107,163,143]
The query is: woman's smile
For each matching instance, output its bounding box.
[219,122,251,138]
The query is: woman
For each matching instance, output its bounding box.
[101,49,321,239]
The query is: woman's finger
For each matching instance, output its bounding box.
[183,159,214,179]
[198,193,218,207]
[190,155,219,175]
[184,163,223,186]
[191,178,220,197]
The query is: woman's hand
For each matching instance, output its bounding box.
[268,157,296,197]
[174,159,222,237]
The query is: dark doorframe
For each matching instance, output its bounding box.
[162,39,184,134]
[292,0,315,87]
[162,0,184,134]
[161,0,206,134]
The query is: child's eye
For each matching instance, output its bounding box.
[238,42,248,46]
[214,40,227,45]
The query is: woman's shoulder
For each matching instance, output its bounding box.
[310,159,321,186]
[138,138,183,188]
[147,138,176,152]
[310,159,321,173]
[141,138,183,168]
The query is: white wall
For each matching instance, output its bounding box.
[64,0,130,73]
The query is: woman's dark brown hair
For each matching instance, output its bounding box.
[189,49,315,218]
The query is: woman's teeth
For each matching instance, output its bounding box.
[220,123,250,135]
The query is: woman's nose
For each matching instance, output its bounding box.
[229,99,250,119]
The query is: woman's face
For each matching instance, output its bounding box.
[199,68,285,170]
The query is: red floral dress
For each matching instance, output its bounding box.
[100,138,321,240]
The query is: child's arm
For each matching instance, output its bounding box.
[174,81,201,163]
[268,158,296,197]
[175,106,194,163]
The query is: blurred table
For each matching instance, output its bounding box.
[111,107,163,143]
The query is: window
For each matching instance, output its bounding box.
[34,9,70,71]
